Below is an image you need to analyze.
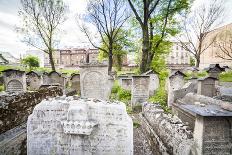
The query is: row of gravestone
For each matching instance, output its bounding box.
[167,66,227,107]
[1,69,81,93]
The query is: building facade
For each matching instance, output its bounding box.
[200,23,232,69]
[166,42,191,70]
[44,48,99,69]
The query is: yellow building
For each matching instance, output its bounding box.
[200,23,232,69]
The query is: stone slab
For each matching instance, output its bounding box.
[27,96,133,155]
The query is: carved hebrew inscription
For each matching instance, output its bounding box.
[7,80,23,92]
[27,97,133,155]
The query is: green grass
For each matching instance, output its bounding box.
[219,71,232,82]
[184,71,208,80]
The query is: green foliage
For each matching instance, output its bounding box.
[184,71,208,80]
[190,57,195,66]
[219,71,232,82]
[133,121,141,128]
[21,55,40,70]
[99,28,134,71]
[110,80,131,104]
[0,85,4,92]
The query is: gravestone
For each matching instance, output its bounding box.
[2,69,26,92]
[167,70,186,107]
[197,77,217,97]
[121,78,132,91]
[26,71,42,91]
[178,104,232,155]
[47,71,64,88]
[206,64,225,79]
[27,96,133,155]
[142,70,159,96]
[42,72,49,84]
[118,75,129,86]
[131,75,150,105]
[70,73,80,93]
[61,73,69,89]
[80,62,113,100]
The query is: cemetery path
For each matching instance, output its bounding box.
[131,114,154,155]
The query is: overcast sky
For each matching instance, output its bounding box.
[0,0,232,58]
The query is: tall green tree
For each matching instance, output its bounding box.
[19,0,67,71]
[98,29,133,71]
[127,0,190,72]
[21,55,40,70]
[79,0,129,73]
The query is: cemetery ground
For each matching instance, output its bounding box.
[1,63,232,155]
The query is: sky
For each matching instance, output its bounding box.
[0,0,232,58]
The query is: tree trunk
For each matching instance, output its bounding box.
[140,25,150,73]
[48,49,56,71]
[196,58,200,68]
[108,43,113,73]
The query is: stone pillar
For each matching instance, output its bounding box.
[131,75,150,106]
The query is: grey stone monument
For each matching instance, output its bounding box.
[70,73,80,93]
[80,61,113,100]
[167,70,186,107]
[197,77,218,97]
[205,64,225,79]
[27,97,133,155]
[121,78,132,91]
[131,75,150,105]
[26,71,42,91]
[142,70,159,96]
[2,69,26,92]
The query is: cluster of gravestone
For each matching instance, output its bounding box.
[165,64,232,154]
[1,69,81,94]
[1,62,232,155]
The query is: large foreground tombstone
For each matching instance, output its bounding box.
[2,69,26,92]
[80,62,113,100]
[27,96,133,155]
[131,75,150,105]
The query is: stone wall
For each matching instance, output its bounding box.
[0,86,63,134]
[140,103,194,155]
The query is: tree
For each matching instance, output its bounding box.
[127,0,189,72]
[19,0,67,71]
[215,30,232,61]
[178,0,224,67]
[98,29,133,71]
[21,55,40,70]
[79,0,129,73]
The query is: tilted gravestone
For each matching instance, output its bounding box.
[27,96,133,155]
[131,75,150,105]
[197,77,217,97]
[70,73,80,93]
[80,62,113,100]
[2,69,26,92]
[26,71,42,91]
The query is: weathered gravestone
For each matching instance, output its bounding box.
[26,71,42,91]
[167,70,186,107]
[42,72,49,84]
[27,96,133,155]
[118,75,129,86]
[121,78,132,91]
[70,73,80,93]
[197,77,217,97]
[177,104,232,155]
[47,71,64,88]
[142,70,159,96]
[80,62,113,100]
[206,64,225,79]
[2,69,26,92]
[131,75,150,105]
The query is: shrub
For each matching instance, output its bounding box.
[219,71,232,82]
